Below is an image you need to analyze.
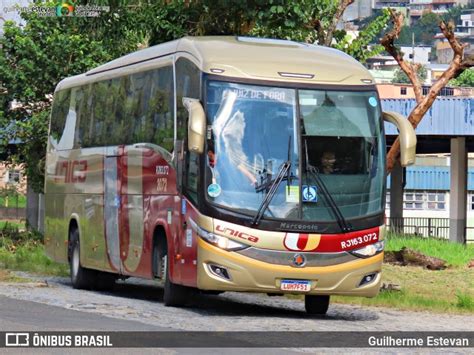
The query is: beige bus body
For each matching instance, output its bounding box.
[45,37,415,303]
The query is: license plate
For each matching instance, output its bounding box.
[280,280,311,292]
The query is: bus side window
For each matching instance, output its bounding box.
[105,77,130,146]
[113,76,132,145]
[90,80,114,147]
[50,89,71,148]
[75,85,90,148]
[133,66,174,151]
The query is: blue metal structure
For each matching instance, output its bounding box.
[387,166,474,191]
[382,98,474,136]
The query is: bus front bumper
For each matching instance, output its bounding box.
[197,238,383,297]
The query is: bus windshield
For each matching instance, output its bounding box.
[205,81,385,223]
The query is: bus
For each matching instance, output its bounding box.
[45,36,416,315]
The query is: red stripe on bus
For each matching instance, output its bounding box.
[316,226,380,252]
[296,234,308,250]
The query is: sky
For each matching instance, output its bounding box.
[0,0,31,36]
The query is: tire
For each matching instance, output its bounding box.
[163,255,193,307]
[305,295,330,315]
[69,228,96,290]
[152,239,166,280]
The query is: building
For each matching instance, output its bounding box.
[0,163,26,195]
[400,46,432,65]
[383,97,474,243]
[344,0,373,21]
[434,9,474,62]
[374,0,410,9]
[385,155,474,241]
[408,0,457,23]
[377,83,473,98]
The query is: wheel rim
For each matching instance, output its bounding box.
[72,244,79,280]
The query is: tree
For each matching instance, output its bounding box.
[0,2,142,191]
[381,9,474,172]
[392,65,427,84]
[449,69,474,87]
[1,0,390,192]
[147,1,390,63]
[415,13,440,45]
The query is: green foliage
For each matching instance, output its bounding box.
[334,8,390,63]
[0,0,390,192]
[392,65,427,84]
[449,69,474,87]
[0,221,42,246]
[0,223,68,276]
[0,2,140,192]
[250,0,390,62]
[0,189,26,208]
[394,3,474,47]
[396,13,440,46]
[456,291,474,311]
[385,233,474,267]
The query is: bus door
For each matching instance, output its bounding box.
[104,146,123,273]
[120,145,145,275]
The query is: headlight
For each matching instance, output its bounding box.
[350,240,384,258]
[189,219,249,251]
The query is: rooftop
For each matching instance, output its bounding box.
[56,36,375,91]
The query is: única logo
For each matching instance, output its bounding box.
[56,1,76,17]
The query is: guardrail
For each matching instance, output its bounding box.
[387,217,474,242]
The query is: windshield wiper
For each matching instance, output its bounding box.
[304,140,352,233]
[252,160,291,226]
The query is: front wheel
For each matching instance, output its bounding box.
[163,255,194,307]
[69,228,96,290]
[305,295,330,315]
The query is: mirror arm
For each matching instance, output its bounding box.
[383,111,417,167]
[183,98,206,154]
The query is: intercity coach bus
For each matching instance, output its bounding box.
[45,36,416,315]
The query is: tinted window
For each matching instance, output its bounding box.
[76,66,174,149]
[50,89,71,144]
[89,80,115,147]
[75,85,90,148]
[131,66,174,151]
[176,58,200,140]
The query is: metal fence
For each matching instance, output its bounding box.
[0,207,25,220]
[387,217,474,242]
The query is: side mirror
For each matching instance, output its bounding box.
[383,111,417,167]
[183,98,206,154]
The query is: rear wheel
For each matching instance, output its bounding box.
[163,254,194,307]
[305,295,330,315]
[69,228,95,290]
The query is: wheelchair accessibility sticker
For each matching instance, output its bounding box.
[302,185,317,202]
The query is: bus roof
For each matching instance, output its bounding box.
[55,36,375,92]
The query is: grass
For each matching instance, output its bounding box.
[333,264,474,314]
[385,232,474,267]
[0,220,25,230]
[0,195,26,208]
[0,243,69,277]
[0,223,69,277]
[332,233,474,313]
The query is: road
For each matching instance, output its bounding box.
[0,273,472,332]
